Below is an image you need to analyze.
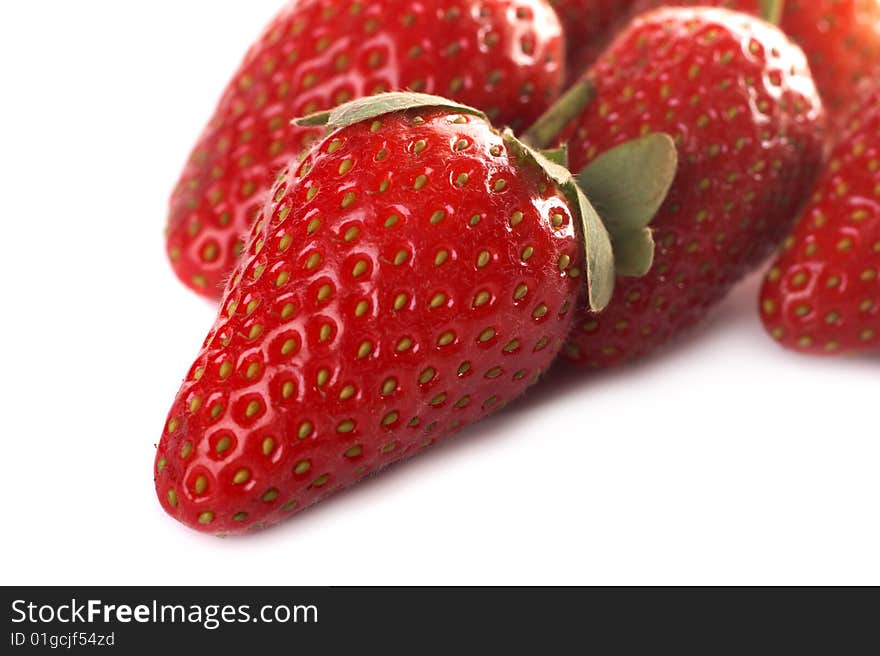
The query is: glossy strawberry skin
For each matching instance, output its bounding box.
[558,8,825,368]
[760,86,880,355]
[166,0,565,300]
[781,0,880,122]
[548,0,638,83]
[633,0,880,124]
[155,108,584,534]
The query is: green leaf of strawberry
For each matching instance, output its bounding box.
[760,82,880,356]
[522,79,678,281]
[294,92,489,130]
[576,133,678,277]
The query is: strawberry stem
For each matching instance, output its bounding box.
[760,0,785,25]
[520,78,596,150]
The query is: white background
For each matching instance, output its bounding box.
[1,1,876,586]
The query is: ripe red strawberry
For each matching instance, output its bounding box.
[548,0,638,83]
[759,83,880,355]
[167,0,565,300]
[154,95,617,534]
[632,0,880,124]
[546,7,825,367]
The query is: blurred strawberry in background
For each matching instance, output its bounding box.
[629,0,880,129]
[760,77,880,356]
[539,7,826,367]
[549,0,638,83]
[166,0,565,299]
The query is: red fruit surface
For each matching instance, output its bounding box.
[558,7,825,368]
[760,84,880,355]
[633,0,880,123]
[155,107,585,534]
[166,0,565,299]
[548,0,638,83]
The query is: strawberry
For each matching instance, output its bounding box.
[166,0,565,300]
[533,7,825,367]
[154,94,620,534]
[547,0,638,83]
[632,0,880,125]
[759,82,880,355]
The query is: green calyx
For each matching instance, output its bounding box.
[523,79,677,280]
[539,146,569,168]
[759,0,785,25]
[576,134,678,277]
[293,92,487,131]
